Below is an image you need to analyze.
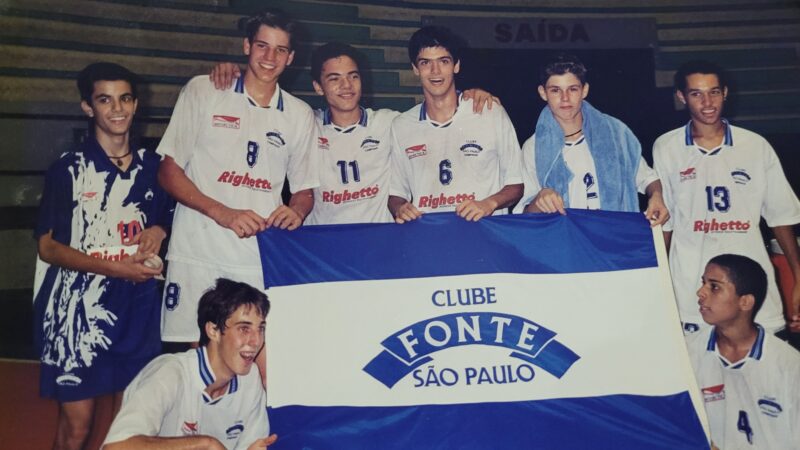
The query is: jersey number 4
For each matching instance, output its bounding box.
[705,185,730,212]
[337,160,360,184]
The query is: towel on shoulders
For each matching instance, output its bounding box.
[533,101,641,212]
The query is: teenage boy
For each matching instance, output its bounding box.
[210,42,498,225]
[34,62,172,450]
[654,60,800,334]
[687,254,800,448]
[388,26,523,223]
[517,54,668,227]
[157,10,319,345]
[103,279,276,449]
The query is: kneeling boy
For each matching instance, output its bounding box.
[103,279,276,449]
[687,254,800,448]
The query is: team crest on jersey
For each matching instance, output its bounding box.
[680,167,696,182]
[731,169,751,185]
[361,137,380,152]
[144,188,154,201]
[212,115,240,129]
[701,384,725,402]
[459,141,483,156]
[318,137,330,151]
[226,422,245,440]
[405,144,427,159]
[246,141,259,167]
[182,421,200,435]
[266,131,286,148]
[758,397,783,417]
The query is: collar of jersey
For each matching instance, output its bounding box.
[323,106,368,131]
[706,324,765,369]
[564,136,586,147]
[236,77,284,111]
[83,135,142,175]
[684,118,732,155]
[419,90,461,127]
[195,347,240,404]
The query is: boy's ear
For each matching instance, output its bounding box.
[80,100,94,118]
[205,321,222,343]
[739,293,756,312]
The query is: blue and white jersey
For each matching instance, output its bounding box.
[654,122,800,333]
[104,348,268,449]
[33,137,172,401]
[305,107,396,225]
[389,96,522,214]
[157,76,319,271]
[687,326,800,449]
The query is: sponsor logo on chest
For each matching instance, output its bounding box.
[679,167,696,182]
[405,144,427,159]
[318,137,330,151]
[182,421,200,435]
[212,115,240,129]
[701,384,725,402]
[218,170,272,192]
[323,185,380,204]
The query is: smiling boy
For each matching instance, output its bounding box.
[157,10,318,346]
[654,60,800,335]
[103,279,275,450]
[34,62,172,450]
[517,54,668,226]
[687,254,800,449]
[388,26,523,223]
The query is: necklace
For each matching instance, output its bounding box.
[107,150,131,167]
[564,128,582,138]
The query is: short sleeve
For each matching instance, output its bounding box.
[156,78,204,169]
[495,106,523,186]
[102,357,180,447]
[35,158,74,242]
[761,141,800,227]
[513,136,542,213]
[388,121,413,201]
[652,136,675,232]
[286,106,320,193]
[635,157,659,195]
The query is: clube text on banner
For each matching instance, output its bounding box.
[257,210,709,449]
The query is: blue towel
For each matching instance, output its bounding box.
[533,101,641,212]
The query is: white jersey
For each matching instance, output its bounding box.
[653,121,800,332]
[305,107,397,225]
[686,326,800,449]
[157,76,319,270]
[515,135,658,212]
[103,347,268,449]
[389,96,522,213]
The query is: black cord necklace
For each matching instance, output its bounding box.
[565,128,582,138]
[107,150,131,167]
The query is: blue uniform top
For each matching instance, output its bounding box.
[33,136,173,401]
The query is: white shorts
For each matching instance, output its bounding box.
[160,261,264,342]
